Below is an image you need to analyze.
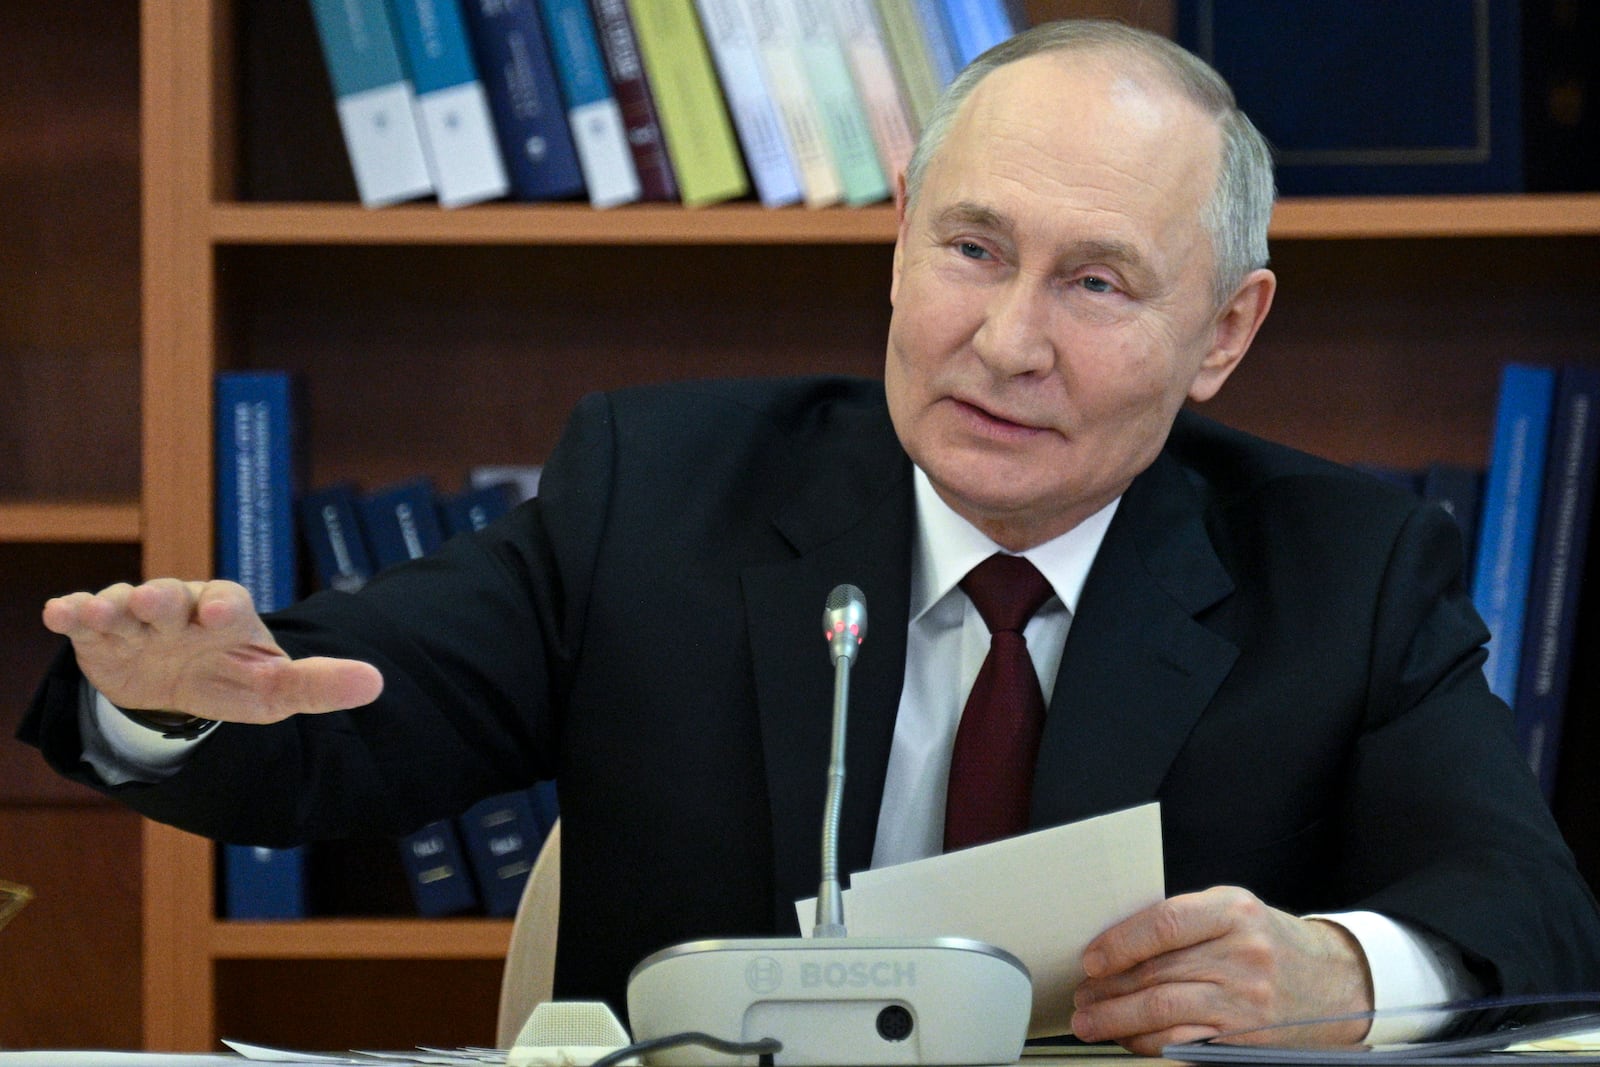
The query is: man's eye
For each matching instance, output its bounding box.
[956,241,989,260]
[1079,275,1115,293]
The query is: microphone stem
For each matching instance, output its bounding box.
[814,654,851,937]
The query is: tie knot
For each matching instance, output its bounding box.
[960,553,1054,634]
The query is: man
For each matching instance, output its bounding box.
[24,20,1600,1056]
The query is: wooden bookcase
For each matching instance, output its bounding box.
[3,0,1597,1052]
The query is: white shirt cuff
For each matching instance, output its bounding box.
[1313,910,1482,1043]
[78,680,211,785]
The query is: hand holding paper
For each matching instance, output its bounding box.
[797,802,1165,1038]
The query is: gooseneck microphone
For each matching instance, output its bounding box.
[816,584,866,938]
[625,584,1031,1066]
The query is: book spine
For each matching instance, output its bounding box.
[693,0,802,207]
[439,481,521,535]
[625,0,752,206]
[307,0,436,207]
[298,482,377,594]
[872,0,940,129]
[359,477,448,567]
[587,0,681,202]
[937,0,1018,68]
[743,0,842,207]
[215,369,306,919]
[457,791,547,917]
[828,0,917,181]
[792,0,889,205]
[1512,365,1600,799]
[397,819,481,916]
[913,0,960,85]
[458,0,587,201]
[387,0,512,206]
[538,0,645,208]
[1471,363,1558,707]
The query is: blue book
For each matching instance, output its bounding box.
[397,819,481,916]
[458,0,587,201]
[1176,2,1523,195]
[937,0,1022,69]
[223,845,309,921]
[439,480,520,536]
[1512,365,1600,800]
[913,0,960,87]
[307,0,435,207]
[538,0,643,208]
[1471,364,1558,708]
[388,0,510,206]
[359,476,447,568]
[215,370,307,919]
[527,779,560,835]
[298,482,377,594]
[457,791,548,917]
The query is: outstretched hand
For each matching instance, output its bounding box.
[42,578,383,724]
[1071,886,1374,1056]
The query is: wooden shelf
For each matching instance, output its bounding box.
[0,499,141,544]
[206,194,1600,246]
[209,918,512,960]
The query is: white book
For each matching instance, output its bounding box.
[828,0,917,182]
[743,0,843,207]
[694,0,804,207]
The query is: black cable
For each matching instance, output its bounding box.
[588,1031,782,1067]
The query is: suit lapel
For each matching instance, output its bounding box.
[1032,448,1239,828]
[742,406,914,924]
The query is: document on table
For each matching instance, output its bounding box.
[796,802,1165,1038]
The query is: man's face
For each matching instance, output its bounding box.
[885,52,1271,550]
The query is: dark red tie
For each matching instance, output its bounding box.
[943,553,1055,851]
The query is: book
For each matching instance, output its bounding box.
[693,0,804,207]
[538,0,644,208]
[828,0,917,182]
[457,790,549,916]
[587,0,680,202]
[458,0,587,202]
[873,0,942,129]
[359,476,448,568]
[527,778,561,834]
[792,0,890,205]
[913,0,960,87]
[396,818,481,916]
[214,370,307,919]
[1175,2,1524,195]
[936,0,1023,68]
[1512,365,1600,800]
[439,480,521,535]
[1523,0,1600,192]
[387,0,511,207]
[743,0,842,207]
[625,0,751,207]
[470,463,545,502]
[298,482,377,594]
[1471,363,1558,708]
[306,0,436,207]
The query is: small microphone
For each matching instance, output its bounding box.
[816,584,866,937]
[626,582,1031,1065]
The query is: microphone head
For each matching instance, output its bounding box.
[823,584,867,665]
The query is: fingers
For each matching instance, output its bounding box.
[269,656,385,717]
[1083,887,1245,978]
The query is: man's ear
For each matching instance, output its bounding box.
[1189,268,1276,403]
[890,172,910,307]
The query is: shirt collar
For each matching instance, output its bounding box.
[910,465,1121,622]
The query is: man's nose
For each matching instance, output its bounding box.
[971,276,1054,377]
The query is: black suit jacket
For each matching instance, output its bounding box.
[23,376,1600,1018]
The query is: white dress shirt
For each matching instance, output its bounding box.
[84,464,1474,1037]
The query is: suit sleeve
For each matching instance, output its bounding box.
[1342,500,1600,995]
[18,391,622,846]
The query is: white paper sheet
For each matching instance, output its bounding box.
[797,802,1164,1038]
